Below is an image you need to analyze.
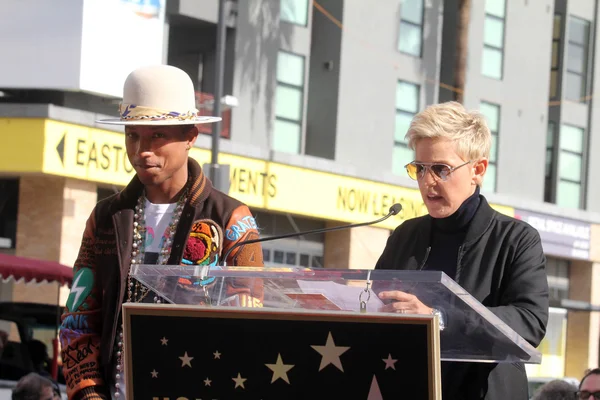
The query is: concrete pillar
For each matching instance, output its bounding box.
[324,224,390,269]
[565,260,600,377]
[13,176,97,305]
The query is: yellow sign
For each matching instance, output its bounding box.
[0,118,514,230]
[43,120,136,185]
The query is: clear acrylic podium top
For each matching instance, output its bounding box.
[130,264,541,364]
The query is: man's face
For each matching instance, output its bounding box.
[125,125,197,187]
[580,373,600,399]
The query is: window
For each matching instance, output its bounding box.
[280,0,309,26]
[556,124,585,209]
[0,320,24,380]
[393,81,420,175]
[566,16,591,102]
[546,257,570,308]
[398,0,424,56]
[550,15,562,99]
[545,122,556,203]
[482,0,506,79]
[274,51,305,154]
[254,211,325,270]
[480,102,500,192]
[263,247,323,268]
[0,179,19,251]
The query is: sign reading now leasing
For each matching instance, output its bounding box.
[1,118,515,230]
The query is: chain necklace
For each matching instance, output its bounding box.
[112,189,188,399]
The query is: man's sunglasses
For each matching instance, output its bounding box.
[405,160,472,182]
[576,391,600,399]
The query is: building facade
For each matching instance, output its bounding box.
[0,0,598,386]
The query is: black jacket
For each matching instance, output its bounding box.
[375,196,549,400]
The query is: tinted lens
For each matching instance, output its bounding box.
[431,164,451,180]
[406,163,419,180]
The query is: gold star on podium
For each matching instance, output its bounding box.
[368,375,383,400]
[179,351,193,368]
[382,353,398,370]
[311,332,350,372]
[232,373,247,389]
[265,353,294,384]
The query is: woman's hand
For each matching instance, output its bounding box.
[378,290,433,315]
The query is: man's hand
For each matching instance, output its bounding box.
[378,290,433,315]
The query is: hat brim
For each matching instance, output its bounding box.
[96,116,222,126]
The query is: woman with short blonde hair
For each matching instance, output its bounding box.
[406,101,492,169]
[375,101,549,400]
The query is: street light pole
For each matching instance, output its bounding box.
[210,0,227,184]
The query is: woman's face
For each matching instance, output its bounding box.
[413,138,486,219]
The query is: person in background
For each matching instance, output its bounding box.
[12,372,60,400]
[577,368,600,399]
[532,380,578,400]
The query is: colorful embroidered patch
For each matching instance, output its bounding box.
[182,220,223,267]
[66,268,94,312]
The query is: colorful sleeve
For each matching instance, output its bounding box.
[222,205,265,307]
[222,205,264,267]
[59,210,107,400]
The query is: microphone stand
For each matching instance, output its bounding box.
[221,204,402,267]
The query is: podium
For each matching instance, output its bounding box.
[121,265,541,400]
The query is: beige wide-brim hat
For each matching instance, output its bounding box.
[96,65,221,126]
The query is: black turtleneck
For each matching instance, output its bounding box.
[424,186,481,279]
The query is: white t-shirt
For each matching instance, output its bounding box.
[142,199,177,264]
[112,200,177,399]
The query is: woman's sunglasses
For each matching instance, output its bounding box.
[405,160,472,182]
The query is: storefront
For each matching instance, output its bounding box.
[515,209,600,381]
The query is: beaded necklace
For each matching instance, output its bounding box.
[112,188,188,399]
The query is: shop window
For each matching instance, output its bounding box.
[253,211,325,268]
[546,257,570,307]
[0,179,19,251]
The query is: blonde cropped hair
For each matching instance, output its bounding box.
[406,101,492,161]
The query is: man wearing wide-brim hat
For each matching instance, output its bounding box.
[59,65,264,400]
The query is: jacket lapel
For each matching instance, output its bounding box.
[167,159,213,265]
[113,209,134,293]
[415,216,433,269]
[455,196,495,283]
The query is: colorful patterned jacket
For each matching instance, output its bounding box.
[59,158,264,400]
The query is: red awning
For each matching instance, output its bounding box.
[0,253,73,286]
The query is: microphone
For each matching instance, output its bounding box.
[221,203,403,266]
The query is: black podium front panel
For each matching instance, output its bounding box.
[123,304,440,400]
